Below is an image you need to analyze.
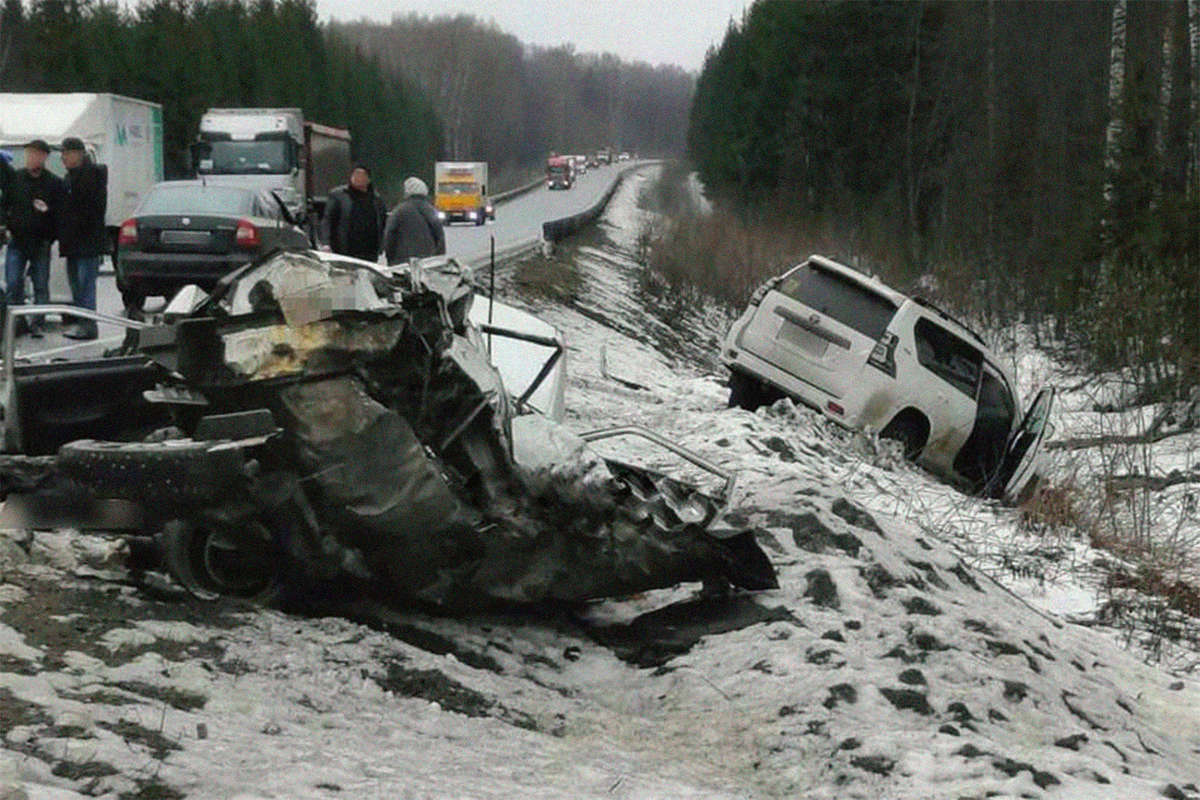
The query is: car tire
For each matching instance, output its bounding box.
[57,438,245,505]
[728,372,764,411]
[879,413,928,460]
[161,517,281,601]
[118,282,145,315]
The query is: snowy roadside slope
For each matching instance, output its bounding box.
[5,420,1200,799]
[2,167,1200,799]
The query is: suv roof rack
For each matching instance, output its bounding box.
[911,296,987,346]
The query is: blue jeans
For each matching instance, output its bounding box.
[4,240,51,307]
[66,255,100,311]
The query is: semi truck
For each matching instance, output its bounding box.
[546,155,573,190]
[434,161,492,225]
[0,92,164,249]
[190,108,351,222]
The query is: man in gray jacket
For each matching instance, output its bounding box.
[383,177,445,265]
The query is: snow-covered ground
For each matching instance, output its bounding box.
[2,167,1200,799]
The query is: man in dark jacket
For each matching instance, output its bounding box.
[2,140,63,336]
[320,165,387,262]
[0,150,13,240]
[383,177,445,265]
[58,137,108,340]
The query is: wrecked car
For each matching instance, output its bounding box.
[0,250,775,607]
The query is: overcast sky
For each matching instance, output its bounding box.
[315,0,751,72]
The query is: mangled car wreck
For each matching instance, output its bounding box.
[0,251,775,607]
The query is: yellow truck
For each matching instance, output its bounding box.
[434,161,493,226]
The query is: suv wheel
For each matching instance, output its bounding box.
[728,372,765,411]
[879,413,929,460]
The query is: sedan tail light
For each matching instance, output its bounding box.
[118,219,138,246]
[235,219,261,248]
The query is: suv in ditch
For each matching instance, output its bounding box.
[721,254,1054,503]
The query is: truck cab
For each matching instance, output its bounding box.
[434,161,491,225]
[191,108,306,220]
[546,156,573,190]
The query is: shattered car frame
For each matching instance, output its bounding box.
[0,250,775,608]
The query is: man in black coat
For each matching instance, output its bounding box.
[58,137,108,340]
[383,176,445,265]
[2,140,63,337]
[319,165,388,262]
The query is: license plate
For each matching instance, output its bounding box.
[778,321,828,357]
[161,230,211,246]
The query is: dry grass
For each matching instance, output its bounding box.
[640,170,912,313]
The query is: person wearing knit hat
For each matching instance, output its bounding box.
[403,176,428,198]
[383,175,444,265]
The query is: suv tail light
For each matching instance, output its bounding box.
[867,331,898,377]
[118,219,138,246]
[235,219,261,249]
[749,276,783,306]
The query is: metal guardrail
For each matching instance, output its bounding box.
[542,160,660,245]
[491,175,545,205]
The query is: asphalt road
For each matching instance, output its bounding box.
[4,160,636,364]
[444,160,628,265]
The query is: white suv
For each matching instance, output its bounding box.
[721,255,1054,503]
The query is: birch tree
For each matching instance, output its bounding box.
[1190,0,1199,201]
[1101,0,1127,257]
[1153,4,1175,208]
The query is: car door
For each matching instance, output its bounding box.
[998,387,1056,504]
[3,322,168,455]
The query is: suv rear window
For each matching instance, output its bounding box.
[914,318,982,397]
[776,263,897,340]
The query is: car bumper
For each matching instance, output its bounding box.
[119,251,255,292]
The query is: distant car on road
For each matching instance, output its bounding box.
[722,254,1054,503]
[618,151,631,161]
[116,181,309,311]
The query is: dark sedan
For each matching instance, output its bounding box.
[116,181,309,311]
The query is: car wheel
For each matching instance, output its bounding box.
[879,414,928,460]
[57,438,245,505]
[119,284,145,315]
[161,517,280,601]
[728,372,765,411]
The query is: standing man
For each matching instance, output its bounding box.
[383,177,445,265]
[1,140,63,337]
[319,164,387,262]
[58,137,107,340]
[0,150,13,241]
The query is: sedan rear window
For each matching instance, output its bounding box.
[776,263,898,340]
[138,186,254,216]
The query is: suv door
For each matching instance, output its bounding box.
[736,261,898,399]
[952,361,1015,491]
[997,387,1056,503]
